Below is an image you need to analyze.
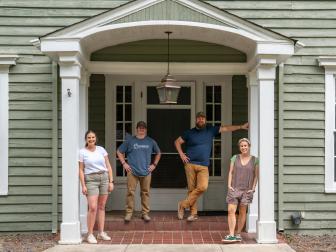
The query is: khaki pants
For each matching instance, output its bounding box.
[126,172,151,215]
[180,163,209,215]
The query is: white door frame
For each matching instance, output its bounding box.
[140,80,196,210]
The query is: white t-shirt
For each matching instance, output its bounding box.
[78,146,108,175]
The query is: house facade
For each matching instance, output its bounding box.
[0,0,336,244]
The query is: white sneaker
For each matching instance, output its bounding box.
[97,231,111,241]
[87,233,97,244]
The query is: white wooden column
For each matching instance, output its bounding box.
[0,55,17,196]
[256,59,277,243]
[79,70,90,234]
[246,71,259,233]
[59,60,82,244]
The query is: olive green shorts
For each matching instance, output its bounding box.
[85,172,109,196]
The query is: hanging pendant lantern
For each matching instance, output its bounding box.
[156,31,181,104]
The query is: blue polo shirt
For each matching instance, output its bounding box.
[181,125,220,166]
[118,136,161,177]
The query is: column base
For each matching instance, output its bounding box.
[59,221,82,244]
[246,213,258,233]
[256,220,277,244]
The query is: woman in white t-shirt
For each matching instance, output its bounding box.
[79,130,114,244]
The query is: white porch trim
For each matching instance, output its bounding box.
[246,71,259,233]
[256,58,277,243]
[88,62,249,76]
[318,57,336,193]
[0,55,18,196]
[58,57,83,244]
[79,70,90,234]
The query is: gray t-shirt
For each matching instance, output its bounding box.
[118,136,161,176]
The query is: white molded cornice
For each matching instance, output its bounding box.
[0,55,18,71]
[318,56,336,72]
[88,61,248,75]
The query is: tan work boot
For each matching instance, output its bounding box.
[124,213,132,222]
[187,215,198,222]
[142,214,151,222]
[177,201,185,220]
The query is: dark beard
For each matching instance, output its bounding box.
[196,122,206,129]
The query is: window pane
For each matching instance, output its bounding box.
[116,162,124,177]
[125,86,132,102]
[116,141,123,151]
[206,86,213,103]
[215,104,221,121]
[208,160,213,176]
[206,104,213,121]
[116,86,123,103]
[214,86,221,103]
[215,122,221,139]
[116,104,123,121]
[214,141,221,158]
[116,123,123,140]
[214,159,221,176]
[125,123,132,135]
[125,104,132,121]
[177,87,191,105]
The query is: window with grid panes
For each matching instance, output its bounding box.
[115,85,133,177]
[206,85,222,176]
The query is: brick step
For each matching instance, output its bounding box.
[101,211,228,231]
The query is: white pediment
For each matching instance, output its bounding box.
[39,0,298,65]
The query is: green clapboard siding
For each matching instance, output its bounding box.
[91,39,246,63]
[1,0,336,234]
[207,0,336,233]
[2,0,120,232]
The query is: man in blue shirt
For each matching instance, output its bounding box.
[175,112,248,221]
[117,121,161,222]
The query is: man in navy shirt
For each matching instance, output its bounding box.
[175,112,248,221]
[117,121,161,222]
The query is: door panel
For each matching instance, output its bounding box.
[147,109,190,188]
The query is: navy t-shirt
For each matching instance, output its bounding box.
[181,125,220,166]
[118,136,161,176]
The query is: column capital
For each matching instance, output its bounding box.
[255,58,277,81]
[318,56,336,74]
[0,55,18,73]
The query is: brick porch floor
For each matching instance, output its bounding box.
[91,211,285,244]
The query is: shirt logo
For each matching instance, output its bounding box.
[133,143,149,149]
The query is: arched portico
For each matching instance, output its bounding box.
[35,0,300,245]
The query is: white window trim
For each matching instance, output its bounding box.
[0,55,18,196]
[319,57,336,193]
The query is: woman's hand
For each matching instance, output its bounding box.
[247,189,255,193]
[82,185,88,195]
[108,182,114,192]
[228,186,235,191]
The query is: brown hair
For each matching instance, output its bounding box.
[85,130,98,147]
[238,138,251,146]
